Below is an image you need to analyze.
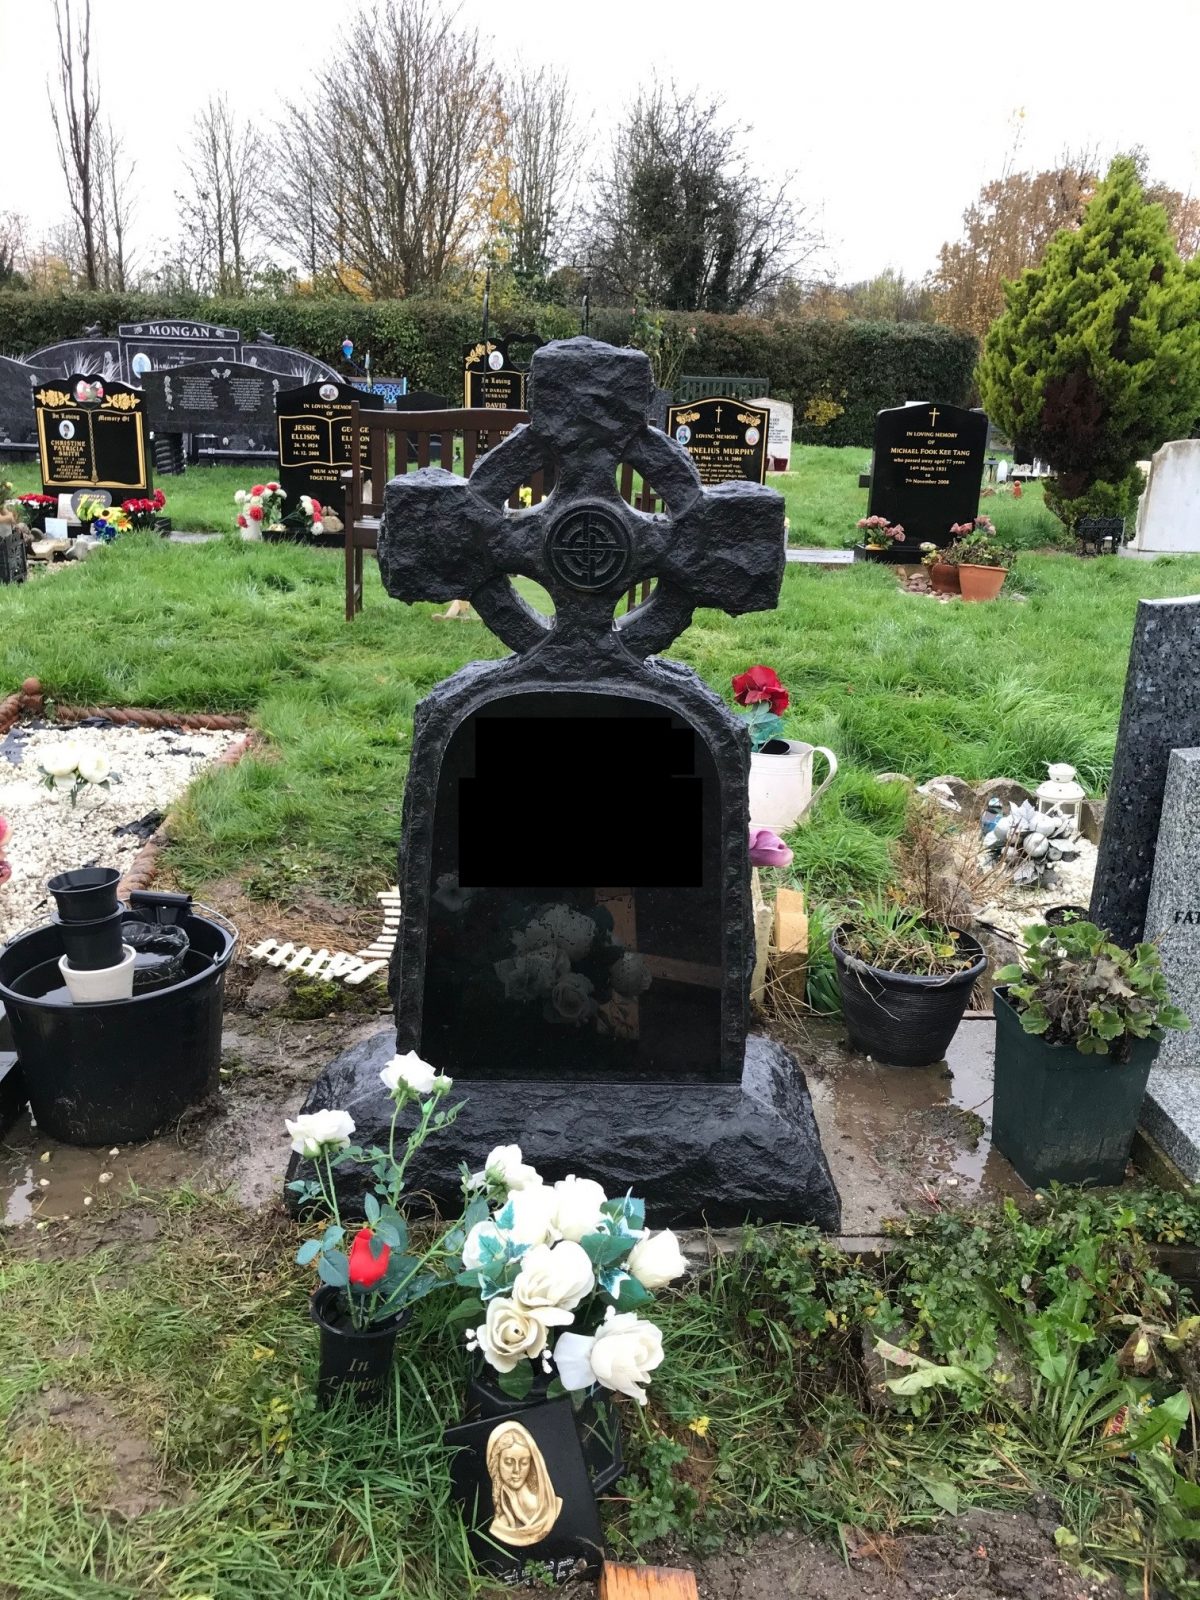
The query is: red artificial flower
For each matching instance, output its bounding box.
[152,490,166,508]
[248,505,263,521]
[311,498,322,517]
[237,515,248,528]
[732,665,789,716]
[251,484,266,497]
[266,481,280,492]
[348,1227,390,1289]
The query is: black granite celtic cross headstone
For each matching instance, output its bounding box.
[289,336,840,1229]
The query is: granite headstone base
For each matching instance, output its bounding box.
[1140,1069,1200,1181]
[285,1026,841,1231]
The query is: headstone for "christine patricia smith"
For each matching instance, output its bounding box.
[463,339,527,410]
[286,335,840,1231]
[34,375,150,496]
[666,396,769,485]
[1090,596,1200,946]
[1139,747,1200,1176]
[275,380,388,521]
[866,400,988,552]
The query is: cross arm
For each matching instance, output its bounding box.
[377,468,508,605]
[655,482,787,615]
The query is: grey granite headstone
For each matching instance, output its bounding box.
[1090,596,1200,945]
[1139,746,1200,1177]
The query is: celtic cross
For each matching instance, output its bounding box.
[377,337,785,660]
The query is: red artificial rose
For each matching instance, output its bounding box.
[248,505,263,521]
[311,498,322,517]
[251,485,266,497]
[348,1227,390,1289]
[152,490,165,508]
[237,515,248,528]
[732,665,789,716]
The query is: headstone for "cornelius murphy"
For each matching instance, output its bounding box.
[274,380,388,521]
[1090,596,1200,946]
[287,335,840,1230]
[864,400,988,557]
[34,375,150,496]
[665,396,769,485]
[1139,747,1200,1177]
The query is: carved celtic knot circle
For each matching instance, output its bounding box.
[544,504,632,592]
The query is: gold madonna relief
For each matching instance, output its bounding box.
[485,1422,563,1548]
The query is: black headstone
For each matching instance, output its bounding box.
[866,400,988,551]
[275,380,387,522]
[118,318,242,383]
[665,397,769,485]
[142,361,281,445]
[464,340,527,410]
[0,355,37,448]
[393,390,453,465]
[34,375,150,496]
[286,336,840,1230]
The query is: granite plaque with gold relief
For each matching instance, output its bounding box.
[666,396,769,485]
[463,339,527,411]
[274,379,387,521]
[34,375,150,496]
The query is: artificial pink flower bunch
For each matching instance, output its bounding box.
[857,515,905,545]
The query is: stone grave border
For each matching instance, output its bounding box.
[0,676,255,898]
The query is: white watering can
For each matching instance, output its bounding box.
[748,740,838,832]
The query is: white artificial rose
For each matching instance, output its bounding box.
[234,490,246,503]
[475,1143,542,1193]
[552,1174,607,1242]
[462,1217,506,1271]
[513,1241,595,1313]
[589,1309,664,1403]
[506,1184,561,1247]
[77,750,111,785]
[627,1229,689,1290]
[609,951,652,998]
[39,741,82,779]
[472,1296,565,1373]
[312,522,324,535]
[547,971,595,1024]
[379,1050,438,1098]
[285,1107,355,1158]
[537,904,597,962]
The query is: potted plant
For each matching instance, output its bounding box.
[856,514,905,552]
[120,490,167,533]
[920,541,959,595]
[235,482,287,541]
[832,900,986,1067]
[285,1051,460,1408]
[452,1143,685,1490]
[735,665,838,833]
[74,494,109,536]
[992,922,1188,1187]
[946,518,1009,601]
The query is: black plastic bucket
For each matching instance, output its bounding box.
[832,926,986,1067]
[0,910,235,1145]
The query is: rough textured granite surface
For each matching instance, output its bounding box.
[1144,747,1200,1068]
[1141,1067,1200,1181]
[285,1025,842,1231]
[1091,596,1200,944]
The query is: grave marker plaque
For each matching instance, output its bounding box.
[142,361,280,440]
[34,375,150,495]
[666,397,769,485]
[464,340,527,410]
[275,380,387,521]
[287,336,840,1230]
[866,400,988,549]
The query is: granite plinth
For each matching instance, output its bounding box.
[1091,597,1200,945]
[284,1025,842,1231]
[1141,1065,1200,1181]
[1143,747,1200,1069]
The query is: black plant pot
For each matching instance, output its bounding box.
[311,1285,410,1409]
[56,908,125,971]
[1042,905,1090,929]
[47,866,120,922]
[470,1362,624,1494]
[832,926,986,1067]
[991,987,1157,1188]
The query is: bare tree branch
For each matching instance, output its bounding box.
[176,94,263,295]
[48,0,101,288]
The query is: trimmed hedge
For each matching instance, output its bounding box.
[0,293,977,446]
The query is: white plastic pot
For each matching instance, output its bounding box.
[58,945,136,1004]
[748,741,838,832]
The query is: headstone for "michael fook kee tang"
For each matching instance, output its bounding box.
[275,380,387,522]
[1090,596,1200,946]
[34,375,150,496]
[286,335,841,1230]
[666,397,769,485]
[860,400,988,561]
[463,340,527,410]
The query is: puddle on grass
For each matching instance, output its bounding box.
[802,1015,1025,1235]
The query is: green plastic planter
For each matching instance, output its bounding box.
[991,988,1158,1188]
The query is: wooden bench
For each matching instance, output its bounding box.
[345,406,660,622]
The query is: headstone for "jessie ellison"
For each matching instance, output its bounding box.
[862,400,988,560]
[287,334,840,1232]
[275,380,387,521]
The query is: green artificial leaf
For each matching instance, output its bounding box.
[295,1238,322,1266]
[580,1228,636,1268]
[447,1296,483,1324]
[497,1363,534,1401]
[611,1273,655,1311]
[317,1249,350,1288]
[322,1223,344,1249]
[364,1192,380,1225]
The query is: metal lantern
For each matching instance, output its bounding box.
[1035,762,1085,831]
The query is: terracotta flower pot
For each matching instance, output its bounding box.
[928,561,960,595]
[958,563,1007,602]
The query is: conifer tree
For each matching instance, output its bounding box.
[979,157,1200,526]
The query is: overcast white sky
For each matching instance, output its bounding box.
[6,0,1200,286]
